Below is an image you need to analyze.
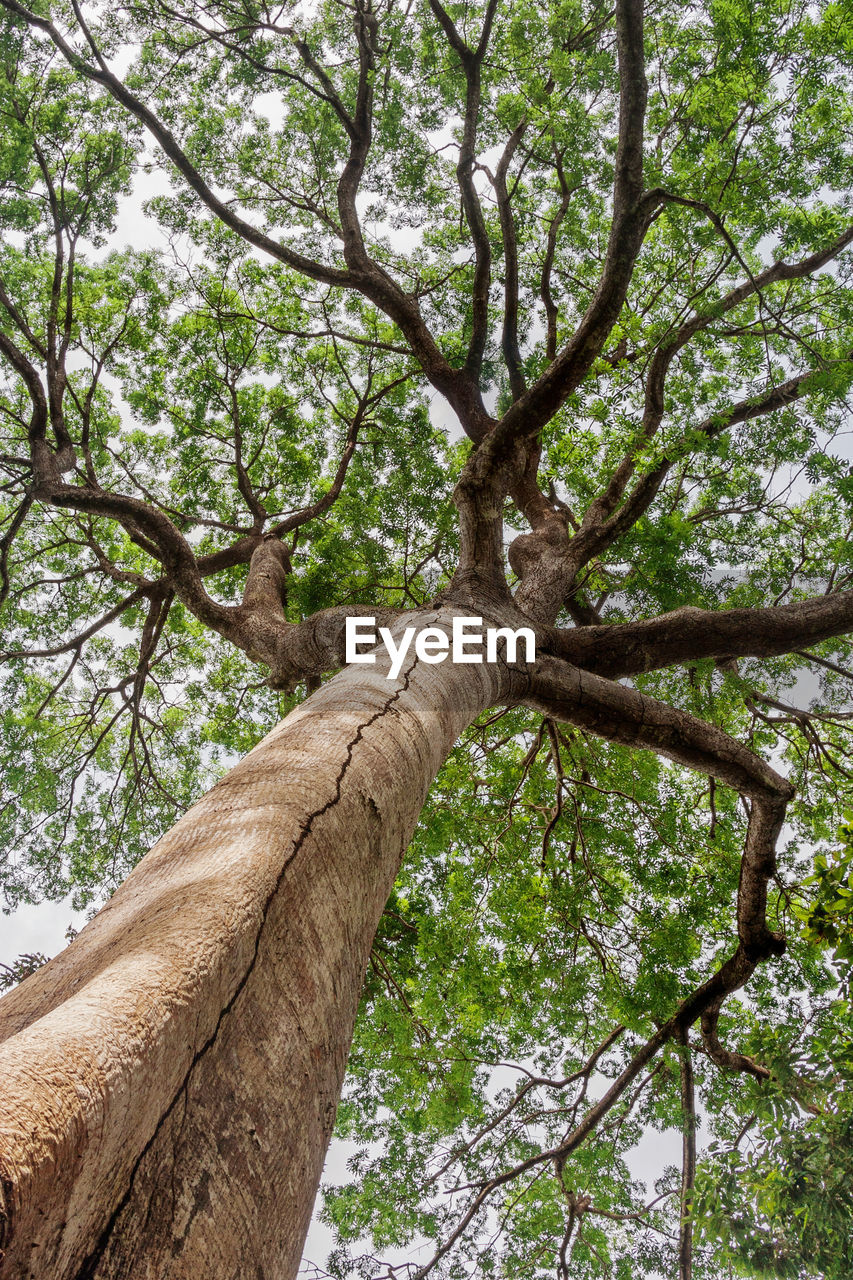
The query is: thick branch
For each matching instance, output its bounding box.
[428,0,499,382]
[30,472,241,639]
[493,118,528,401]
[542,590,853,680]
[0,492,33,611]
[0,328,48,443]
[335,0,378,268]
[699,1006,771,1081]
[523,653,792,796]
[241,538,290,618]
[482,0,651,456]
[510,202,853,625]
[0,0,491,437]
[452,0,651,618]
[522,654,792,958]
[512,350,849,628]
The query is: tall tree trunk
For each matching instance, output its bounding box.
[0,614,510,1279]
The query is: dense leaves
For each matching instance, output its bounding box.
[2,0,853,1275]
[322,709,853,1278]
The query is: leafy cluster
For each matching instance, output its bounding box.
[2,0,853,1275]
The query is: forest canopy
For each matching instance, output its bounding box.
[2,0,853,1276]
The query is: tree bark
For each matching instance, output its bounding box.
[0,612,513,1280]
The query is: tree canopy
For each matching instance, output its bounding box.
[2,0,853,1275]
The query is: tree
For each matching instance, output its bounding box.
[1,0,853,1274]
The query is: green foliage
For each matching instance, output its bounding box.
[0,950,47,990]
[794,819,853,994]
[695,1003,853,1278]
[0,46,457,904]
[324,709,853,1277]
[2,0,853,1275]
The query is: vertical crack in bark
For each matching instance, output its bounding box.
[73,657,420,1280]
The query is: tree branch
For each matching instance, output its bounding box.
[699,1005,770,1081]
[541,590,853,680]
[405,652,795,1280]
[492,117,528,401]
[334,0,378,268]
[0,0,498,440]
[539,149,577,364]
[562,355,853,581]
[428,0,499,383]
[573,218,853,546]
[482,0,651,456]
[675,1027,696,1280]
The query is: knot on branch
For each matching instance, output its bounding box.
[742,929,787,963]
[508,511,571,591]
[54,442,77,474]
[242,539,291,618]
